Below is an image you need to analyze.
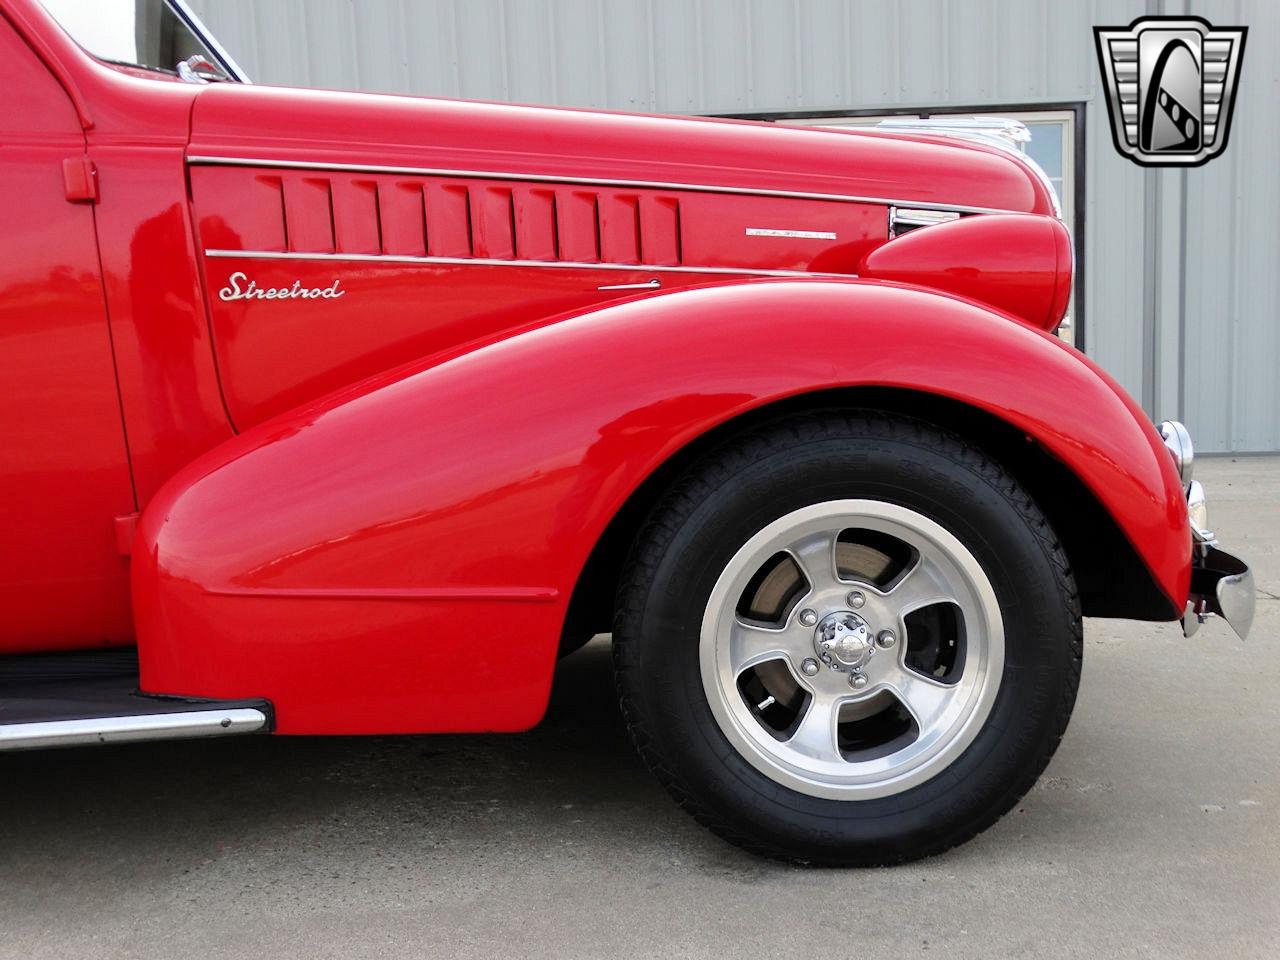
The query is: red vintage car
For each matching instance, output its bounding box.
[0,0,1254,865]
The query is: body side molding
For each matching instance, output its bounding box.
[205,248,854,280]
[186,155,1018,217]
[0,708,268,750]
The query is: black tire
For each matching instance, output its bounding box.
[613,410,1081,865]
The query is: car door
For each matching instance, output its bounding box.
[0,15,136,652]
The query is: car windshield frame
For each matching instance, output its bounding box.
[38,0,250,84]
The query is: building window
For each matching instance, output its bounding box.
[771,107,1082,346]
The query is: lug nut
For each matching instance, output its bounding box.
[847,591,865,609]
[850,673,869,689]
[876,629,896,649]
[799,608,818,627]
[800,658,820,677]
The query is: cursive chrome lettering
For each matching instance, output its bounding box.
[218,271,346,302]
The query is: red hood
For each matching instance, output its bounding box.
[188,84,1054,215]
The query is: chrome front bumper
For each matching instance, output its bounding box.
[1185,542,1255,640]
[1180,478,1254,641]
[1157,421,1254,641]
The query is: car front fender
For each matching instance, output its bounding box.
[134,279,1189,733]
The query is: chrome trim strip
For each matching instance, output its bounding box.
[185,156,1015,216]
[888,205,962,239]
[598,279,662,291]
[203,249,855,279]
[0,708,268,751]
[203,584,559,602]
[745,228,837,239]
[894,208,961,227]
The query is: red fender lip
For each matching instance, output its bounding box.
[133,279,1188,734]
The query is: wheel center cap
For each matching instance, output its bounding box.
[814,611,874,671]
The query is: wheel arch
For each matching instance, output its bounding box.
[134,278,1186,733]
[561,385,1177,656]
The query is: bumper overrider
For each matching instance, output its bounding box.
[1159,421,1255,640]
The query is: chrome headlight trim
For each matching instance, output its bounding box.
[1158,420,1194,485]
[1020,151,1064,220]
[1186,479,1210,540]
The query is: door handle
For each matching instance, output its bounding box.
[597,278,662,291]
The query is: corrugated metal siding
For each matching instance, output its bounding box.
[1180,1,1280,453]
[188,0,1280,452]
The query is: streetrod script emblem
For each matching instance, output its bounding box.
[1094,16,1246,168]
[218,271,345,302]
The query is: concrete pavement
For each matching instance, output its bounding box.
[1,456,1277,959]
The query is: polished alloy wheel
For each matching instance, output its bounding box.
[699,499,1004,800]
[617,411,1080,863]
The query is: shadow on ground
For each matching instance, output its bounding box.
[0,640,689,867]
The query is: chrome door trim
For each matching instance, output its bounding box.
[746,227,838,239]
[185,155,1015,217]
[203,249,856,280]
[0,708,269,751]
[597,279,663,290]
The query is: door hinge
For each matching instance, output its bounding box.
[62,156,98,203]
[114,513,139,556]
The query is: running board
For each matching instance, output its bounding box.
[0,707,269,750]
[0,648,272,751]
